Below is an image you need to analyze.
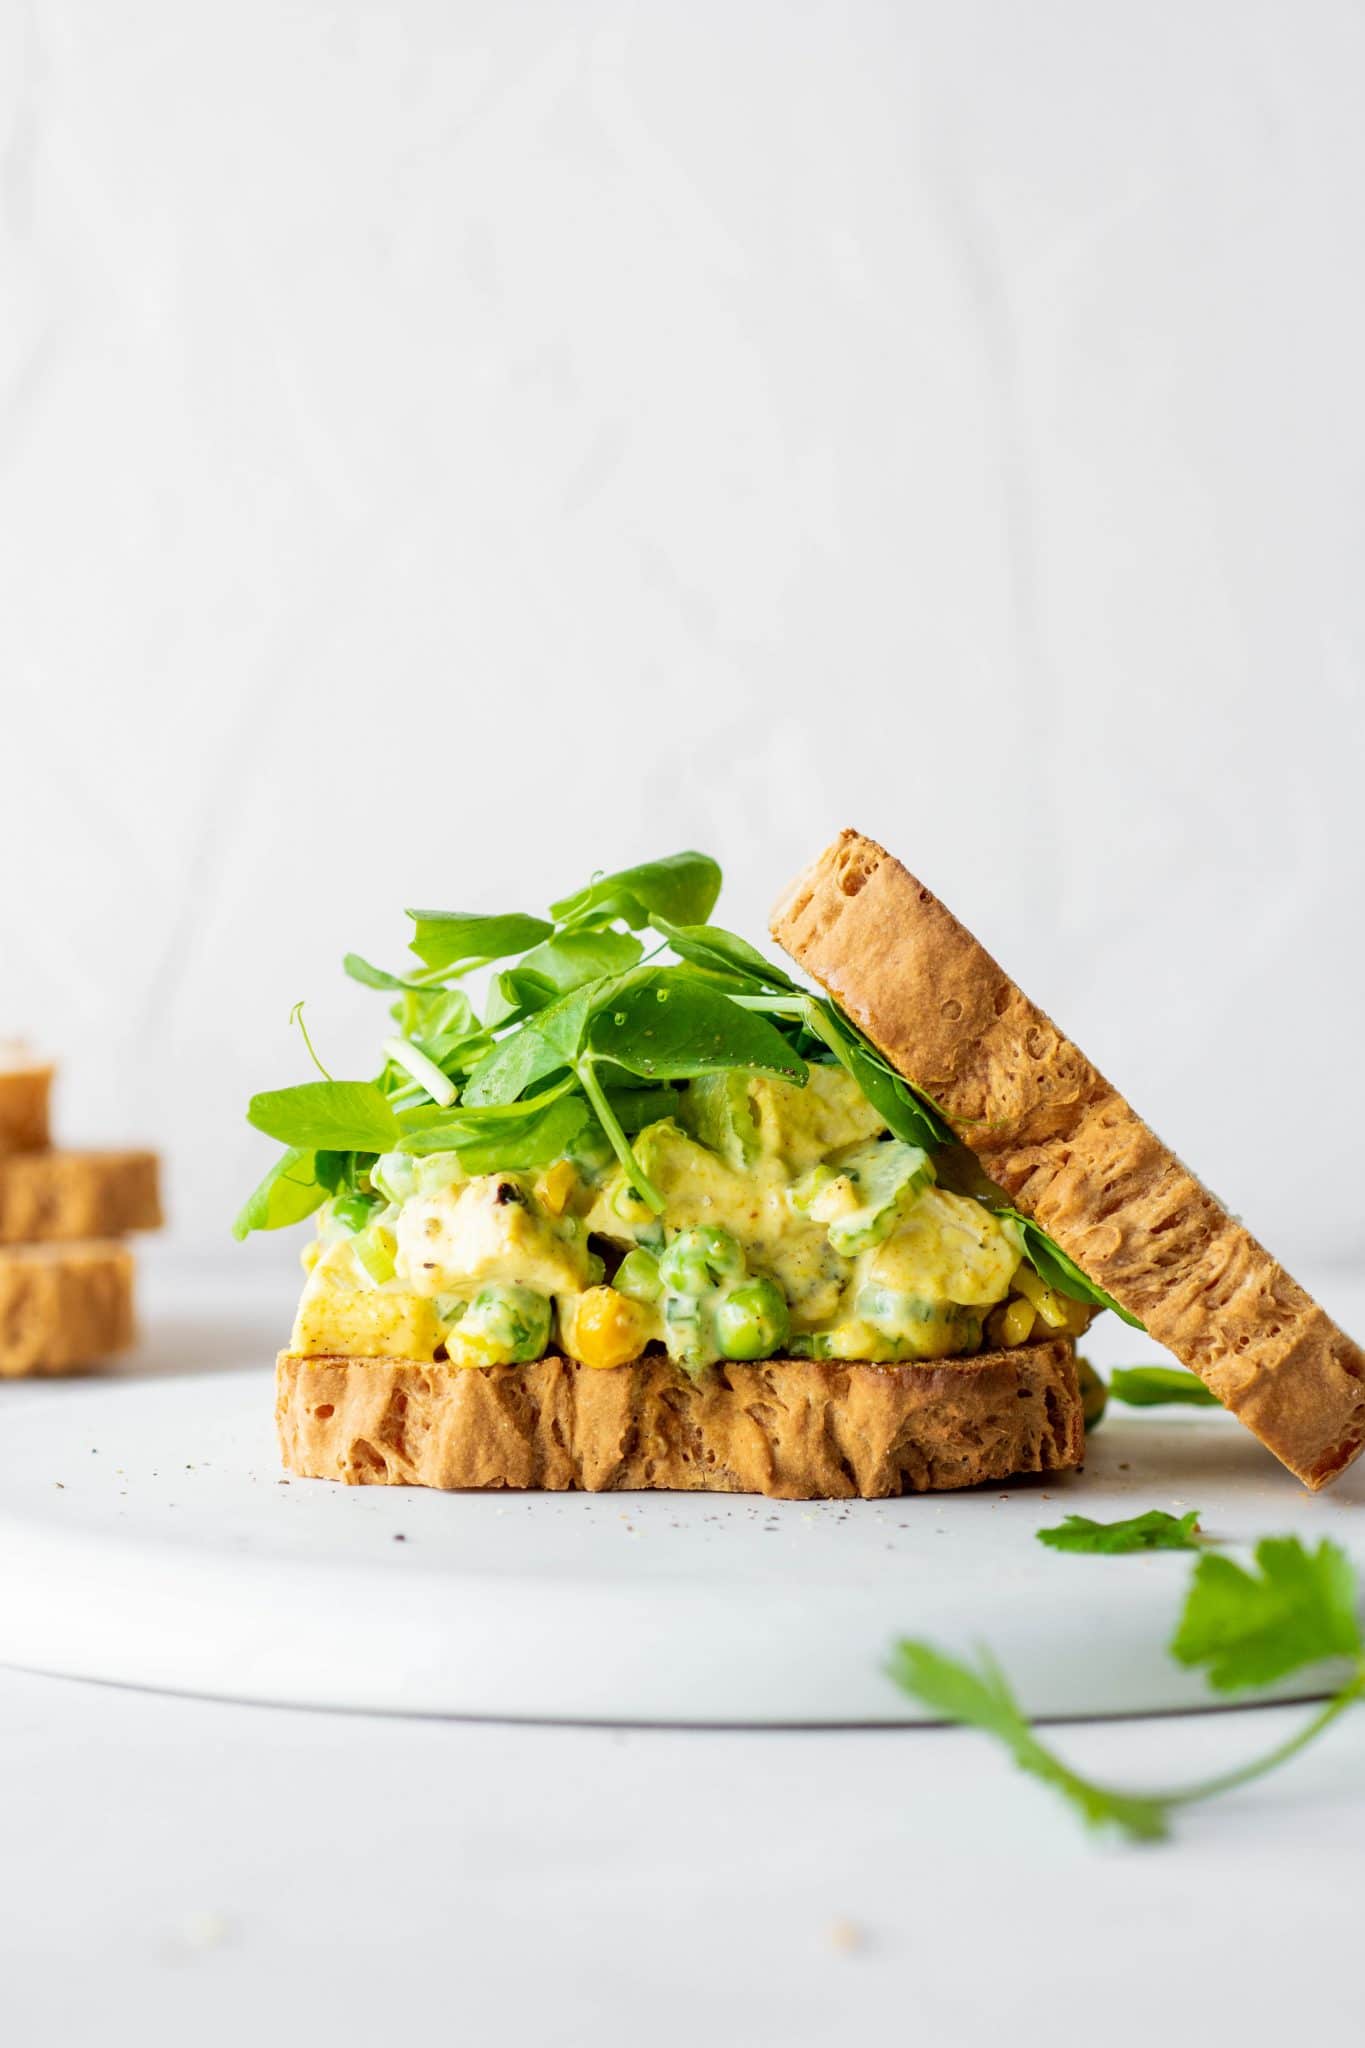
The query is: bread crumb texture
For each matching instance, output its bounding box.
[0,1150,162,1244]
[0,1242,135,1377]
[277,1340,1083,1498]
[772,829,1365,1489]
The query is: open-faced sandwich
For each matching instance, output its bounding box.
[240,839,1362,1497]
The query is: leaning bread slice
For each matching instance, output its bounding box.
[0,1241,136,1378]
[277,1337,1084,1500]
[0,1048,53,1156]
[772,829,1365,1490]
[0,1148,162,1245]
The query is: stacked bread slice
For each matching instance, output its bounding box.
[772,830,1365,1489]
[0,1047,161,1378]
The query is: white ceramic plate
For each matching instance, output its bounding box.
[2,1256,1364,1723]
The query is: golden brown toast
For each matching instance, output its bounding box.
[772,828,1365,1490]
[0,1149,162,1245]
[276,1338,1083,1499]
[0,1241,136,1378]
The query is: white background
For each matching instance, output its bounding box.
[2,1,1363,1270]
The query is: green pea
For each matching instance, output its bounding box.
[661,1292,710,1374]
[614,1247,662,1304]
[658,1226,745,1295]
[715,1277,791,1361]
[331,1192,379,1234]
[855,1286,950,1336]
[461,1283,552,1364]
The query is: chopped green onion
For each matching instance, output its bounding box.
[353,1227,396,1284]
[382,1035,457,1108]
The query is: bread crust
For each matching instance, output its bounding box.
[0,1149,162,1245]
[772,828,1365,1490]
[276,1339,1083,1499]
[0,1242,136,1378]
[0,1062,53,1157]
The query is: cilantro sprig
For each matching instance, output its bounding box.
[1171,1537,1363,1689]
[1037,1509,1202,1555]
[892,1536,1365,1841]
[232,849,1138,1321]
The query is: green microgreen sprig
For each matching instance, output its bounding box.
[891,1536,1365,1842]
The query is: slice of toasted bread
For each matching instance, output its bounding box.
[0,1149,162,1245]
[772,829,1365,1490]
[0,1241,136,1378]
[277,1337,1083,1499]
[0,1052,53,1157]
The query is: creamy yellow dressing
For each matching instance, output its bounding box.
[583,1122,844,1325]
[289,1065,1073,1372]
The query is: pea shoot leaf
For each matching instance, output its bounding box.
[517,929,645,991]
[656,919,799,992]
[343,953,420,992]
[584,969,807,1085]
[401,986,476,1038]
[605,1085,683,1133]
[312,1149,355,1195]
[1037,1510,1203,1555]
[485,969,560,1029]
[461,984,601,1107]
[247,1081,401,1153]
[397,1092,588,1172]
[406,910,553,971]
[1109,1366,1220,1408]
[821,1017,948,1154]
[550,852,722,931]
[483,934,646,1029]
[231,1147,327,1240]
[1170,1538,1363,1692]
[461,1032,565,1109]
[344,958,481,1054]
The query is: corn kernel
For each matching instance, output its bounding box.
[1011,1266,1044,1309]
[1000,1296,1037,1347]
[1012,1267,1071,1328]
[567,1286,648,1370]
[535,1159,577,1218]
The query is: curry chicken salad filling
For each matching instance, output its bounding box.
[292,1067,1092,1372]
[237,851,1127,1377]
